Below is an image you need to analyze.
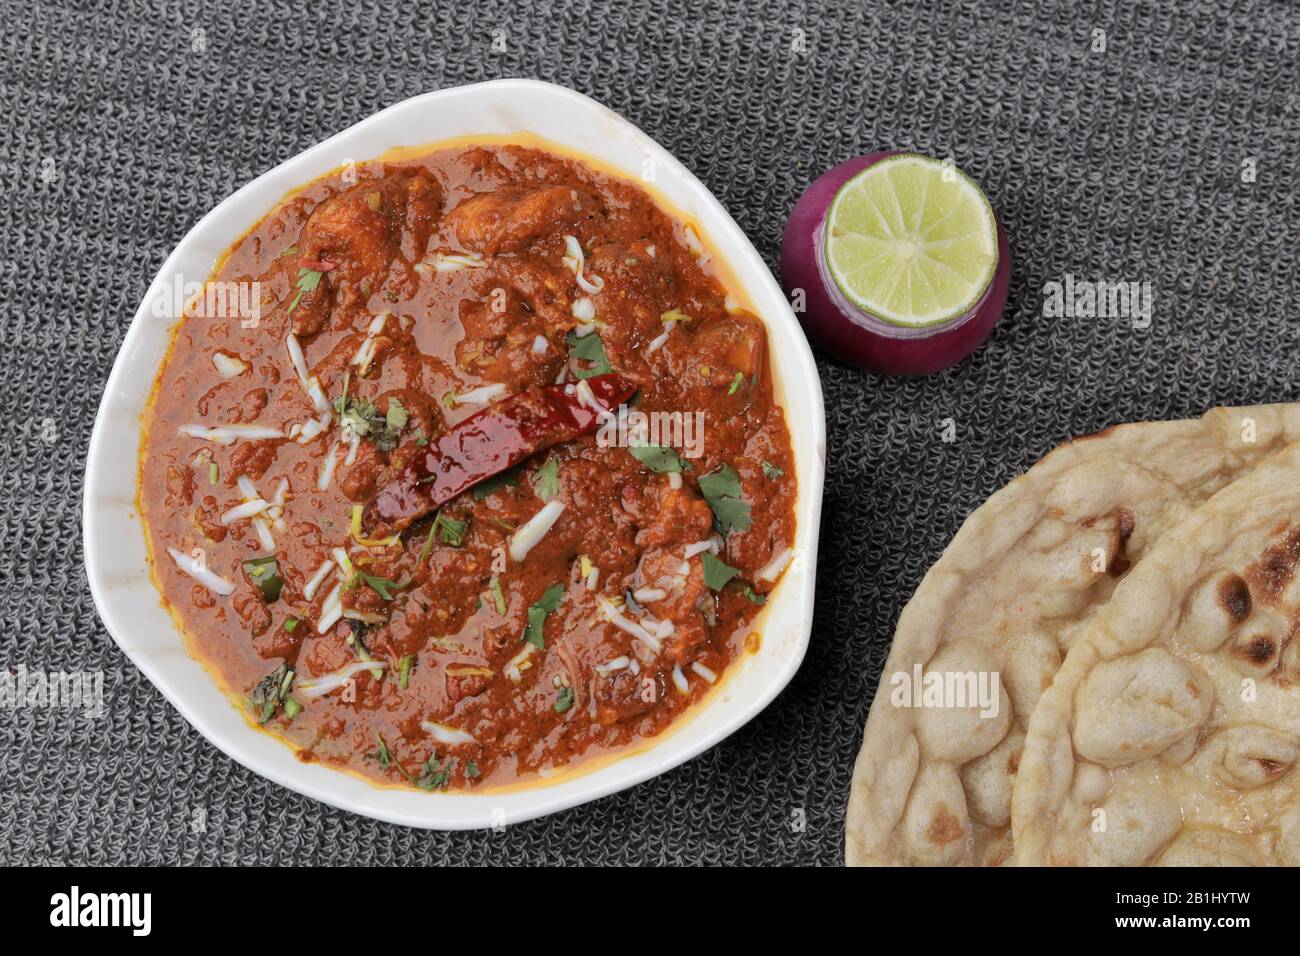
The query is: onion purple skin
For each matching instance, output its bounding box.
[780,152,1011,377]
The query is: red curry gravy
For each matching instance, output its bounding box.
[140,141,796,791]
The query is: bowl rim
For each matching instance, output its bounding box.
[83,78,826,830]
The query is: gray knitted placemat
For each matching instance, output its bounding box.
[2,0,1297,866]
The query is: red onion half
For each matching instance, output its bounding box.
[780,152,1011,376]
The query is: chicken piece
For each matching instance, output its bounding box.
[630,485,715,664]
[251,620,298,660]
[480,256,580,330]
[280,170,443,336]
[339,439,386,502]
[635,485,714,549]
[404,548,487,642]
[193,496,227,543]
[164,463,194,511]
[273,252,335,338]
[454,297,560,390]
[584,242,678,351]
[401,171,444,261]
[378,387,442,453]
[228,439,277,481]
[678,313,764,390]
[594,668,663,725]
[637,547,709,665]
[444,185,599,255]
[298,626,358,678]
[233,590,272,638]
[302,171,443,286]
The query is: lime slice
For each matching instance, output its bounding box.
[823,154,998,328]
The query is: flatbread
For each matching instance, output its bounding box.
[1013,439,1300,866]
[846,404,1300,866]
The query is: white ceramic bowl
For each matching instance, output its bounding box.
[84,79,825,829]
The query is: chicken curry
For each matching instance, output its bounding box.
[140,142,796,790]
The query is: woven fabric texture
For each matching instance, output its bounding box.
[2,0,1297,865]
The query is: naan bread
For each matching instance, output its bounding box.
[846,404,1300,866]
[1013,439,1300,866]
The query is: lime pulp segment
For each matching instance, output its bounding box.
[823,154,998,328]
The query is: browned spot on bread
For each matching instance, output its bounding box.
[1234,634,1277,665]
[1008,751,1021,774]
[925,806,965,846]
[1217,574,1252,625]
[1185,680,1202,699]
[986,844,1012,866]
[1247,527,1300,603]
[1072,425,1120,444]
[1081,507,1137,577]
[1277,622,1300,684]
[1257,759,1287,779]
[1109,507,1136,576]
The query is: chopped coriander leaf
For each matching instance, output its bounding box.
[698,464,752,534]
[761,460,784,480]
[283,616,299,632]
[565,329,612,378]
[242,555,283,603]
[335,392,378,435]
[472,465,520,500]
[334,391,406,452]
[373,734,394,770]
[727,371,744,395]
[249,663,294,723]
[698,463,741,499]
[419,522,436,561]
[536,583,565,613]
[374,398,407,451]
[287,266,324,317]
[386,396,408,431]
[742,584,767,605]
[360,573,402,601]
[347,631,385,682]
[628,443,683,474]
[417,754,453,791]
[533,456,559,500]
[489,576,507,615]
[465,760,480,779]
[434,511,468,546]
[399,654,415,689]
[701,551,741,591]
[708,496,751,535]
[523,582,565,648]
[555,686,575,713]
